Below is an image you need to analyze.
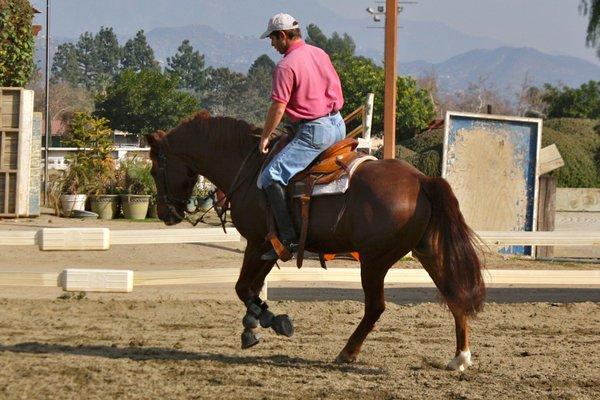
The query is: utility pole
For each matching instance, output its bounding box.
[382,0,398,159]
[367,1,415,159]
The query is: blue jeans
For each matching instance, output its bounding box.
[258,112,346,188]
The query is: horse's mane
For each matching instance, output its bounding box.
[167,111,262,151]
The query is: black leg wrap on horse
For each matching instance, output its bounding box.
[244,297,267,318]
[259,309,275,328]
[242,312,259,329]
[243,296,293,337]
[241,328,261,349]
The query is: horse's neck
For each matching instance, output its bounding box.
[176,134,256,194]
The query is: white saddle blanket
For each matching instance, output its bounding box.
[292,155,377,198]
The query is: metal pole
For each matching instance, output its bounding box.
[44,0,51,204]
[383,0,398,159]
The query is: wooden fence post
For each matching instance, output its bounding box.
[537,175,556,258]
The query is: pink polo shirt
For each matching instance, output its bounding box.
[271,40,344,122]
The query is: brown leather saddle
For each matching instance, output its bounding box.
[263,132,364,268]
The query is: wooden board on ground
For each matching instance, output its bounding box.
[2,268,599,293]
[40,228,110,250]
[442,112,542,256]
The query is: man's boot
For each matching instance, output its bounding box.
[261,182,298,261]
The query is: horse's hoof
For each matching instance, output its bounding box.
[241,329,261,349]
[271,314,294,337]
[446,350,472,371]
[335,351,356,364]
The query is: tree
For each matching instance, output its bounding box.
[95,69,198,136]
[514,73,548,117]
[51,27,121,92]
[335,55,435,139]
[542,80,600,119]
[247,54,275,100]
[305,24,355,57]
[51,42,84,86]
[29,74,94,125]
[121,30,159,72]
[0,0,35,86]
[76,32,99,91]
[92,27,122,92]
[580,0,600,58]
[166,40,207,92]
[440,76,514,116]
[307,25,434,139]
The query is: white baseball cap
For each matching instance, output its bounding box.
[259,13,300,39]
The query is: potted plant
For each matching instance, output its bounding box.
[119,156,155,219]
[89,175,119,220]
[58,112,116,217]
[54,157,90,217]
[88,148,119,219]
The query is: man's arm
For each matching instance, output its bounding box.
[259,100,286,154]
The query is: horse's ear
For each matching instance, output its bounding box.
[197,110,211,119]
[146,130,165,147]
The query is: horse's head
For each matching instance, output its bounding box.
[146,130,198,225]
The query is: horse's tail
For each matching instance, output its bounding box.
[419,176,486,316]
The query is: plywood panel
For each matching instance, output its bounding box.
[556,188,600,212]
[443,112,542,255]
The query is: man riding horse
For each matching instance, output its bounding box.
[258,13,346,261]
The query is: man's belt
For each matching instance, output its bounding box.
[297,110,339,125]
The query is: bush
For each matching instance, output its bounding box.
[543,118,600,187]
[61,113,116,195]
[0,0,35,86]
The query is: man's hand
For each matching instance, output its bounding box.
[259,100,286,154]
[259,136,270,154]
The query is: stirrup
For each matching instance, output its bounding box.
[261,241,298,261]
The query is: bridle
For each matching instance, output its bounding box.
[154,145,261,230]
[155,149,195,222]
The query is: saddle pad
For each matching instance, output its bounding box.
[292,155,377,198]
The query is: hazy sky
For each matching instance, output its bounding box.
[319,0,597,63]
[31,0,599,64]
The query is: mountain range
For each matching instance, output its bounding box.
[34,19,600,98]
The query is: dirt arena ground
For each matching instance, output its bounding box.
[0,212,599,399]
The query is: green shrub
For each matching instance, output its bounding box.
[0,0,35,86]
[543,118,600,187]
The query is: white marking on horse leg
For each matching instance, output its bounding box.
[446,349,472,371]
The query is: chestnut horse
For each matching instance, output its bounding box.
[146,112,485,370]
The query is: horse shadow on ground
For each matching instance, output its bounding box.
[193,242,244,254]
[0,342,383,375]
